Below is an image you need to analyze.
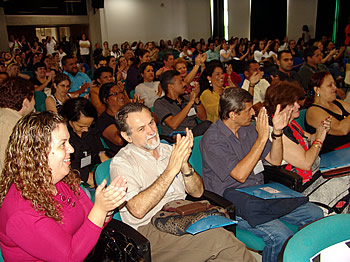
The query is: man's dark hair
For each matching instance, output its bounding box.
[116,102,151,136]
[219,87,253,120]
[277,50,292,61]
[61,55,74,67]
[60,97,97,121]
[33,62,46,72]
[94,55,107,66]
[304,46,318,62]
[0,77,34,111]
[162,52,173,63]
[94,66,113,81]
[160,70,180,95]
[99,82,116,105]
[242,60,258,73]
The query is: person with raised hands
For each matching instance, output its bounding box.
[0,111,127,261]
[110,102,255,262]
[200,87,323,262]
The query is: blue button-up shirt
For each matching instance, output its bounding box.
[200,119,271,196]
[64,71,91,97]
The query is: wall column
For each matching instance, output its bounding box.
[0,7,9,51]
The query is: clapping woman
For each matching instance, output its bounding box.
[0,111,127,261]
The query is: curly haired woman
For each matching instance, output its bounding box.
[0,111,127,261]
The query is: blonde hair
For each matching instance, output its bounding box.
[0,111,80,221]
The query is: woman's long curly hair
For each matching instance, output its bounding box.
[0,111,81,221]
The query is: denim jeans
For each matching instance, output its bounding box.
[236,202,323,262]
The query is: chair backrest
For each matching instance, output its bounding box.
[34,91,47,112]
[189,135,203,176]
[238,73,245,88]
[283,214,350,262]
[294,108,306,131]
[129,90,135,99]
[95,158,112,186]
[94,158,122,220]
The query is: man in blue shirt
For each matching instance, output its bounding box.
[205,41,220,62]
[62,55,91,97]
[200,87,323,262]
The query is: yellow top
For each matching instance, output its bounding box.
[200,89,222,123]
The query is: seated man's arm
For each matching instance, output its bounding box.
[230,109,270,183]
[112,135,193,219]
[102,124,124,146]
[178,129,204,197]
[164,101,193,130]
[165,85,205,129]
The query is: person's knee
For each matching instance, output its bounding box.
[307,203,324,220]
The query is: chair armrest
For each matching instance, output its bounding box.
[186,190,236,234]
[263,165,303,192]
[85,219,151,262]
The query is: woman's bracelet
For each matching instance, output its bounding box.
[312,140,323,148]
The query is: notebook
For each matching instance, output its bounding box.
[236,182,305,199]
[186,216,237,235]
[320,147,350,172]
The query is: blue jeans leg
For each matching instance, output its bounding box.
[236,203,323,262]
[279,202,323,228]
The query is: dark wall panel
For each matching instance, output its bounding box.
[250,0,287,41]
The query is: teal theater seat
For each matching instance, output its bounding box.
[282,214,350,261]
[294,108,306,131]
[34,91,47,112]
[94,159,121,220]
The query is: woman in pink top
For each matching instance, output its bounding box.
[0,111,127,261]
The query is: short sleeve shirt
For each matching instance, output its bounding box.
[153,95,197,136]
[64,71,91,97]
[110,143,186,229]
[200,119,271,196]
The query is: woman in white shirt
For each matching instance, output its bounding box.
[219,42,233,63]
[135,62,163,108]
[79,34,91,65]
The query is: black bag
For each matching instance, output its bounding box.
[223,186,308,227]
[85,219,150,262]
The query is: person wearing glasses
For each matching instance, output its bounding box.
[95,82,129,156]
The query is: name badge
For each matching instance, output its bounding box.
[253,160,264,175]
[81,155,91,168]
[187,107,196,116]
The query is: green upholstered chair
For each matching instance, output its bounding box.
[129,90,135,99]
[94,159,120,220]
[34,91,47,112]
[294,108,307,131]
[281,214,350,262]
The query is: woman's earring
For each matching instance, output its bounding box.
[316,93,320,97]
[209,80,212,87]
